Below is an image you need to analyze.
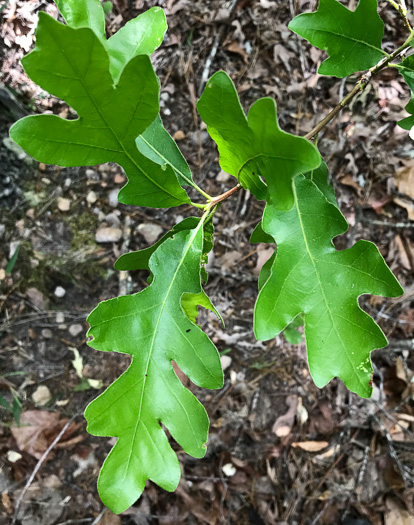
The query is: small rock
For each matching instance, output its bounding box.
[41,328,53,339]
[108,188,119,207]
[6,450,22,463]
[0,269,5,280]
[69,324,83,337]
[105,212,121,228]
[95,227,123,243]
[54,286,66,298]
[160,92,169,101]
[173,130,185,141]
[114,173,125,184]
[57,197,71,212]
[0,224,5,238]
[190,130,209,146]
[27,287,48,310]
[32,385,52,406]
[217,170,231,183]
[42,474,62,490]
[222,463,237,477]
[85,168,97,179]
[86,191,98,204]
[39,163,46,171]
[220,355,232,371]
[163,108,171,116]
[138,223,163,245]
[56,312,65,323]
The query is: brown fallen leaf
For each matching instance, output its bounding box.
[291,441,329,452]
[11,410,80,460]
[385,497,414,525]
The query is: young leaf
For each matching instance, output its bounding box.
[396,56,414,135]
[198,71,321,209]
[254,175,403,398]
[9,13,189,209]
[289,0,386,78]
[86,224,223,513]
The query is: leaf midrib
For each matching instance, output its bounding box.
[125,222,203,474]
[138,133,194,188]
[303,27,385,55]
[293,182,365,388]
[50,27,183,202]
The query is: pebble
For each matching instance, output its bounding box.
[41,328,53,339]
[86,191,98,204]
[95,227,123,243]
[189,130,209,146]
[32,385,52,406]
[222,463,237,477]
[69,324,83,337]
[0,224,5,238]
[85,168,97,178]
[6,451,22,463]
[173,130,185,141]
[220,355,232,372]
[108,188,119,207]
[217,170,231,183]
[105,212,121,228]
[57,197,71,212]
[163,108,171,116]
[26,287,48,310]
[54,286,66,298]
[138,223,163,245]
[56,312,65,323]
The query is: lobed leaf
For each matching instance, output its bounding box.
[289,0,385,78]
[9,13,189,208]
[197,71,321,209]
[254,172,403,397]
[86,222,223,513]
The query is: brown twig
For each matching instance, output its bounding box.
[305,28,414,141]
[208,184,242,207]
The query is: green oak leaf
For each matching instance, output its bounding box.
[9,13,189,208]
[396,56,414,135]
[289,0,386,78]
[197,71,321,209]
[254,174,403,398]
[86,223,223,513]
[53,1,200,196]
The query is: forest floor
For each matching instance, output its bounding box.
[1,1,414,524]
